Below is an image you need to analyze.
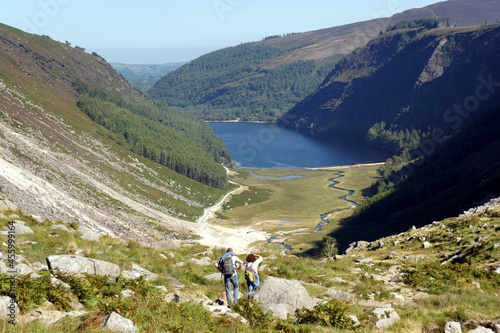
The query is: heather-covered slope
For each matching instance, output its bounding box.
[0,23,232,240]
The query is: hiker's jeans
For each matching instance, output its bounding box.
[224,274,239,306]
[247,277,260,292]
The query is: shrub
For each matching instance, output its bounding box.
[231,297,274,329]
[295,299,354,329]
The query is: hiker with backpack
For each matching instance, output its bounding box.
[215,248,243,307]
[244,253,263,291]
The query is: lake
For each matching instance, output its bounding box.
[209,122,391,168]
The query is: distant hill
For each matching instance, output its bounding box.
[0,22,232,239]
[149,0,500,121]
[111,62,187,92]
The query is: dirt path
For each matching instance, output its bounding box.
[195,169,269,254]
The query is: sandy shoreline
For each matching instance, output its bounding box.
[307,162,386,170]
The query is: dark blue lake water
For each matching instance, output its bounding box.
[209,122,391,168]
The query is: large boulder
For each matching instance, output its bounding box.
[244,277,316,318]
[46,255,120,279]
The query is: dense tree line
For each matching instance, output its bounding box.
[72,79,231,189]
[148,42,339,121]
[386,18,452,32]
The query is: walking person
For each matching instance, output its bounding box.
[244,253,263,291]
[215,248,243,307]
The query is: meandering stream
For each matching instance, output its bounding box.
[316,171,358,231]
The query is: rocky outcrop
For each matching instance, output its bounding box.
[46,255,120,279]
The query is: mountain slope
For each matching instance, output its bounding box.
[280,24,500,251]
[0,23,232,240]
[280,24,500,152]
[149,0,500,121]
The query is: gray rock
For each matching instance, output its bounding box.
[121,290,135,298]
[186,257,213,266]
[422,242,432,248]
[385,251,400,260]
[0,296,18,319]
[150,239,180,250]
[324,289,355,303]
[164,293,187,303]
[349,315,360,327]
[121,264,158,281]
[355,258,372,264]
[390,292,405,300]
[2,222,34,236]
[245,277,316,316]
[77,226,101,241]
[155,285,168,293]
[22,308,87,326]
[100,312,137,333]
[328,277,347,284]
[168,276,185,289]
[372,307,400,329]
[469,327,494,333]
[205,273,223,281]
[264,303,288,319]
[445,321,462,333]
[489,243,500,251]
[15,263,33,275]
[31,261,49,272]
[51,277,71,290]
[0,199,17,212]
[46,255,120,279]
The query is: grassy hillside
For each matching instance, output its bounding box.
[0,194,498,332]
[0,22,231,237]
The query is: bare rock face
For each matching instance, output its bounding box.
[46,255,120,279]
[244,277,316,318]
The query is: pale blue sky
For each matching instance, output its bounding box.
[0,0,445,63]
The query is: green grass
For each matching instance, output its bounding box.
[216,165,381,255]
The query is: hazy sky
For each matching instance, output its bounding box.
[0,0,445,64]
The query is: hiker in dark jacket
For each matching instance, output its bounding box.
[215,248,243,307]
